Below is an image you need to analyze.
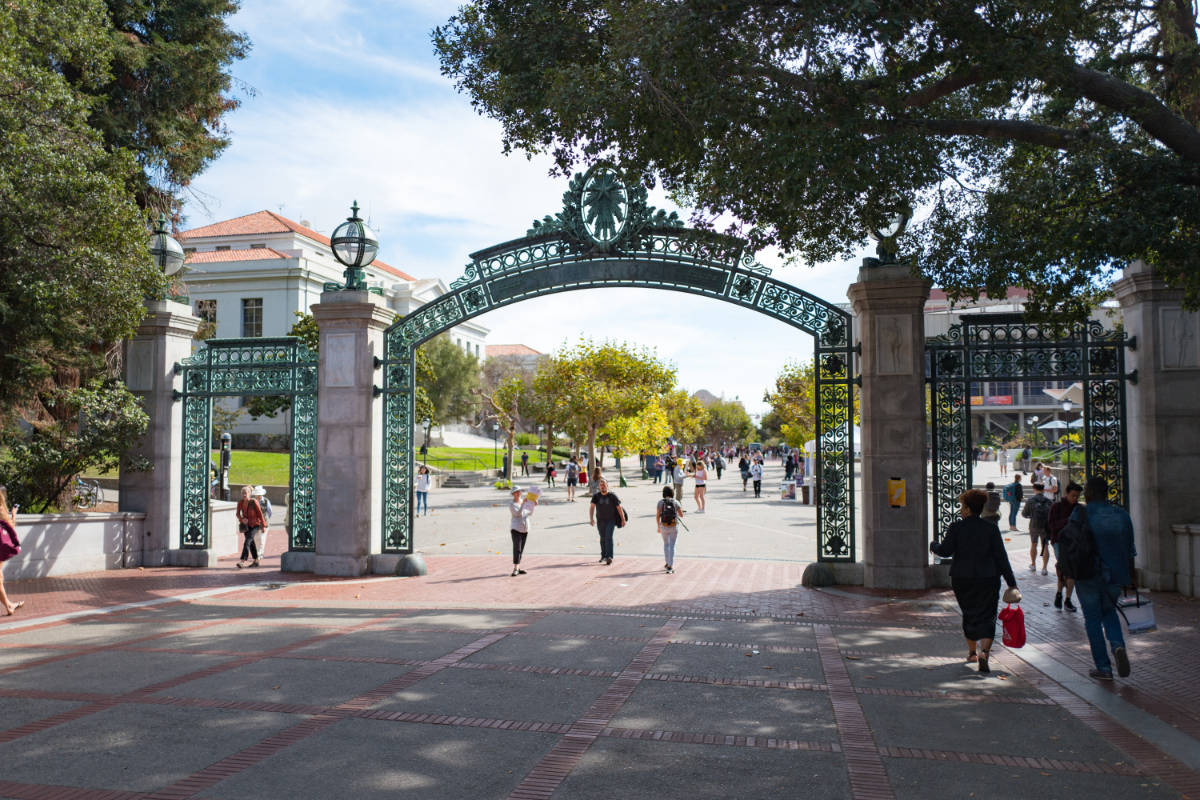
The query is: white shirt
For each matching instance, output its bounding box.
[750,463,763,480]
[416,473,430,492]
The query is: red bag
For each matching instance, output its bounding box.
[0,519,20,561]
[998,604,1026,649]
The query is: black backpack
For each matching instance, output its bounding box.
[1058,506,1098,580]
[660,498,677,525]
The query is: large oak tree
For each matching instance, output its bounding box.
[435,1,1200,313]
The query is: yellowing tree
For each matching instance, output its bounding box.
[602,399,671,483]
[659,389,709,448]
[543,339,674,470]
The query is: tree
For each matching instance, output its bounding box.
[477,374,536,478]
[602,399,671,481]
[0,380,150,512]
[435,2,1200,313]
[243,312,321,421]
[765,361,818,449]
[659,389,709,448]
[701,398,755,448]
[79,0,249,215]
[0,0,164,424]
[417,334,481,426]
[542,339,674,468]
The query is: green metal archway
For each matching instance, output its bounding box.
[380,166,856,562]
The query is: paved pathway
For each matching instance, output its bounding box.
[2,546,1198,799]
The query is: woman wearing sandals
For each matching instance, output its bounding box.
[0,486,23,615]
[930,488,1019,673]
[692,460,708,513]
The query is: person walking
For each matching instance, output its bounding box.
[739,455,750,491]
[1039,463,1059,501]
[1048,481,1081,612]
[520,450,530,476]
[565,457,579,502]
[252,485,272,556]
[545,460,557,487]
[508,486,536,576]
[714,453,724,480]
[672,460,687,493]
[1073,477,1137,681]
[1022,482,1054,574]
[930,489,1019,673]
[693,460,708,513]
[981,482,1002,524]
[998,449,1009,477]
[235,485,265,568]
[750,459,764,498]
[590,466,603,497]
[1003,473,1024,531]
[415,465,434,515]
[588,478,625,565]
[653,455,665,484]
[0,486,24,615]
[657,486,684,573]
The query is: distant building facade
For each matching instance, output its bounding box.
[178,210,489,437]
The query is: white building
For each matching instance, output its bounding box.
[178,210,489,436]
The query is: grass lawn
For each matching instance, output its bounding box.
[85,446,573,486]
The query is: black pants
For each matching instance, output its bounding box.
[753,480,762,497]
[511,529,528,564]
[241,527,260,561]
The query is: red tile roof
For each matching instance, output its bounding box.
[486,344,542,357]
[186,247,289,264]
[179,210,415,280]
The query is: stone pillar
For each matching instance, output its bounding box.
[298,290,392,577]
[1113,261,1200,592]
[120,300,202,566]
[848,266,932,589]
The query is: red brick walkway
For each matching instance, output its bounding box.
[1,556,1197,799]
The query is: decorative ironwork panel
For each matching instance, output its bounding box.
[381,346,415,553]
[178,338,318,551]
[380,166,856,562]
[927,313,1130,541]
[815,347,856,561]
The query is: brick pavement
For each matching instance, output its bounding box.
[0,556,1197,799]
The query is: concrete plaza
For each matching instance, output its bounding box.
[1,465,1198,799]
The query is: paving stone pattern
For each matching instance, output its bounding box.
[0,556,1196,798]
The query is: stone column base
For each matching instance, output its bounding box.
[865,564,932,590]
[166,549,219,568]
[280,551,315,573]
[314,554,370,577]
[1173,523,1200,597]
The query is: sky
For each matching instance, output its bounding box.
[184,0,868,415]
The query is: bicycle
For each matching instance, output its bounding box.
[72,477,103,509]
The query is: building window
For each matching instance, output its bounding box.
[215,245,231,251]
[195,299,217,323]
[242,298,263,337]
[250,243,266,249]
[475,343,480,357]
[184,247,196,255]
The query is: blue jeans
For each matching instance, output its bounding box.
[660,527,678,567]
[1008,502,1020,528]
[1074,577,1125,673]
[415,491,428,514]
[597,521,616,560]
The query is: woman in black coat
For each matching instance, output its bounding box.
[931,489,1019,673]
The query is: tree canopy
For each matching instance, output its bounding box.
[418,334,482,426]
[435,1,1200,313]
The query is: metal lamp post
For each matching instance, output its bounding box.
[492,423,499,472]
[1061,399,1074,482]
[326,201,379,292]
[148,213,186,297]
[420,417,431,464]
[538,423,546,469]
[864,201,913,268]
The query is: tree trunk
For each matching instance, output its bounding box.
[586,425,597,480]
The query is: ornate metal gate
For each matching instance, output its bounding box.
[926,314,1131,542]
[380,165,857,562]
[177,337,318,550]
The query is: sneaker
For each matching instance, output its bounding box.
[1041,567,1048,575]
[666,567,674,574]
[1029,563,1037,572]
[235,561,246,569]
[1054,591,1063,609]
[1064,599,1077,612]
[1114,647,1130,678]
[251,559,260,567]
[1089,668,1114,681]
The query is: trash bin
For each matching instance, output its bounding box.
[801,481,812,504]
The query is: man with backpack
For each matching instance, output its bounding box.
[1002,473,1024,531]
[1022,482,1054,574]
[1061,477,1137,681]
[656,485,685,574]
